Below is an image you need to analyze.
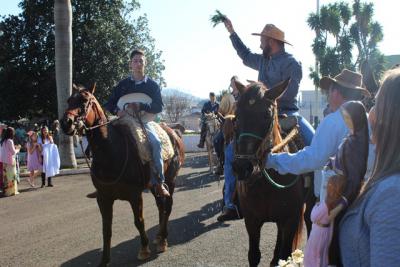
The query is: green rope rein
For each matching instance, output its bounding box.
[262,168,301,189]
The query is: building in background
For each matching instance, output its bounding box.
[298,90,328,127]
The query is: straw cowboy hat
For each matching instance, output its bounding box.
[252,24,292,46]
[319,69,371,97]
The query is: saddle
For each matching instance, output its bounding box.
[114,115,175,164]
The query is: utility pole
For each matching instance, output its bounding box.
[315,0,320,125]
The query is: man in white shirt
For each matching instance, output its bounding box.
[267,69,371,266]
[266,69,371,199]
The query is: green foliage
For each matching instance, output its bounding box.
[307,1,354,87]
[0,0,165,120]
[210,10,226,28]
[307,0,385,96]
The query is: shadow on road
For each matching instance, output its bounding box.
[61,200,225,267]
[175,154,222,192]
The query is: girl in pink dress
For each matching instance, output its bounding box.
[304,175,346,267]
[26,131,42,187]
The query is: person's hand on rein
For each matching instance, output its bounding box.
[128,102,141,113]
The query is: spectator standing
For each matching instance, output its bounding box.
[38,126,60,187]
[340,69,400,266]
[26,131,42,187]
[0,127,21,196]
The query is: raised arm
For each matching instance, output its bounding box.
[224,18,262,70]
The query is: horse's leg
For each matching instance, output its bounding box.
[97,196,114,267]
[271,222,283,266]
[278,214,301,264]
[304,174,316,237]
[245,217,263,267]
[207,141,213,173]
[129,194,150,260]
[153,194,173,252]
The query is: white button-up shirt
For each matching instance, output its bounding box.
[266,108,349,197]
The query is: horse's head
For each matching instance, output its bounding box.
[204,112,219,135]
[60,83,106,136]
[232,79,289,181]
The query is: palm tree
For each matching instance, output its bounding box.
[54,0,77,168]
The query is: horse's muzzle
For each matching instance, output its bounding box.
[60,115,76,136]
[233,159,254,181]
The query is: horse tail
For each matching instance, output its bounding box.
[292,202,305,250]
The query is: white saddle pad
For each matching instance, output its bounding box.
[117,93,156,122]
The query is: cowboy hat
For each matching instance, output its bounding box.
[252,24,292,46]
[319,69,371,97]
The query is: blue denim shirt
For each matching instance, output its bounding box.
[230,32,302,111]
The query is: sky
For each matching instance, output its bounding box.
[1,0,398,98]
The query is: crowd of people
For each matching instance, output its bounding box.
[0,121,60,197]
[194,16,400,266]
[1,15,400,266]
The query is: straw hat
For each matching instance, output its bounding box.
[252,24,292,46]
[319,69,371,97]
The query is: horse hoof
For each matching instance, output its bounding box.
[156,239,168,253]
[137,246,151,260]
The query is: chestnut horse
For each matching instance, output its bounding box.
[232,80,304,267]
[60,84,184,266]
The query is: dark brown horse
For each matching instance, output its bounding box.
[232,80,304,267]
[60,84,184,267]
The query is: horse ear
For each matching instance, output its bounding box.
[72,83,79,94]
[264,78,290,101]
[89,83,96,94]
[234,80,247,95]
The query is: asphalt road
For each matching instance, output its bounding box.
[0,152,304,267]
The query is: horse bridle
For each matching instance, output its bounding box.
[67,93,110,135]
[234,99,276,166]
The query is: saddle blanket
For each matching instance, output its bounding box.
[115,116,175,163]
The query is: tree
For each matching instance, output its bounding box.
[163,92,192,123]
[0,0,165,120]
[308,2,354,86]
[307,0,384,97]
[54,0,76,168]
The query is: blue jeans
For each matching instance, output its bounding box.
[144,122,165,185]
[213,130,224,159]
[282,110,315,146]
[223,143,236,210]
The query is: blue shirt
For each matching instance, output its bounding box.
[266,108,349,197]
[230,32,302,111]
[340,173,400,266]
[104,76,163,115]
[201,101,219,115]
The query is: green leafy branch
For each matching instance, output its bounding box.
[210,10,227,27]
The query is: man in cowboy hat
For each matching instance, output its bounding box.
[224,19,315,146]
[266,69,370,266]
